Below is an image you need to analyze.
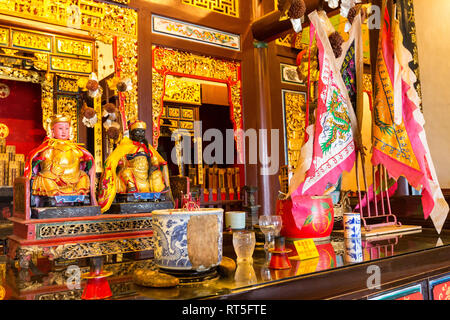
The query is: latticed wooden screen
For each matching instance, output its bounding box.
[181,0,239,18]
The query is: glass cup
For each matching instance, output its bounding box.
[234,261,257,286]
[225,211,246,230]
[258,215,283,251]
[232,230,256,263]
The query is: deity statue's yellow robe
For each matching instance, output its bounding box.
[24,138,94,197]
[98,137,168,213]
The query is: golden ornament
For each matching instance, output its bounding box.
[0,123,9,139]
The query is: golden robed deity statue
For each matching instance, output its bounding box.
[24,114,97,205]
[98,120,170,213]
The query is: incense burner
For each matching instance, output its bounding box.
[152,208,223,272]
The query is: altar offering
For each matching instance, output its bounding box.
[152,208,223,272]
[133,269,179,288]
[278,195,335,240]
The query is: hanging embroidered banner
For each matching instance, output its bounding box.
[292,11,360,197]
[397,0,423,111]
[337,13,364,130]
[372,5,421,176]
[393,4,449,233]
[340,41,356,110]
[372,3,448,233]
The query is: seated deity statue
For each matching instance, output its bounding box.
[24,114,97,206]
[98,120,170,213]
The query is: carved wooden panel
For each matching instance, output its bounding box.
[181,0,239,18]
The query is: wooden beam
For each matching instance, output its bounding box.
[252,0,373,43]
[251,0,330,42]
[251,10,292,42]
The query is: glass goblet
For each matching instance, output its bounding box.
[258,215,283,252]
[272,215,282,237]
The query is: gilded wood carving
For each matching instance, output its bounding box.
[282,90,306,171]
[152,45,244,161]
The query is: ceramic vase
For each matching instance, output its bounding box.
[152,208,223,272]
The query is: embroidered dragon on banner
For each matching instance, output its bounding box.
[320,89,352,155]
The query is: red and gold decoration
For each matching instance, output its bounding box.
[0,0,138,137]
[0,138,25,187]
[432,281,450,300]
[152,46,244,162]
[0,123,9,139]
[395,292,424,300]
[429,275,450,300]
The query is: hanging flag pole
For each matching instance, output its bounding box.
[337,9,370,221]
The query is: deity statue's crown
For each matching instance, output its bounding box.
[51,114,71,127]
[129,120,146,131]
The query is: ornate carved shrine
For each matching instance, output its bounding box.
[152,45,244,161]
[0,0,138,140]
[0,0,153,267]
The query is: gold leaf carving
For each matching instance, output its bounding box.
[283,90,306,171]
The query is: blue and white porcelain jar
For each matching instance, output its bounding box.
[343,212,362,238]
[152,208,224,272]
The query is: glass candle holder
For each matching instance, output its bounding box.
[232,230,256,263]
